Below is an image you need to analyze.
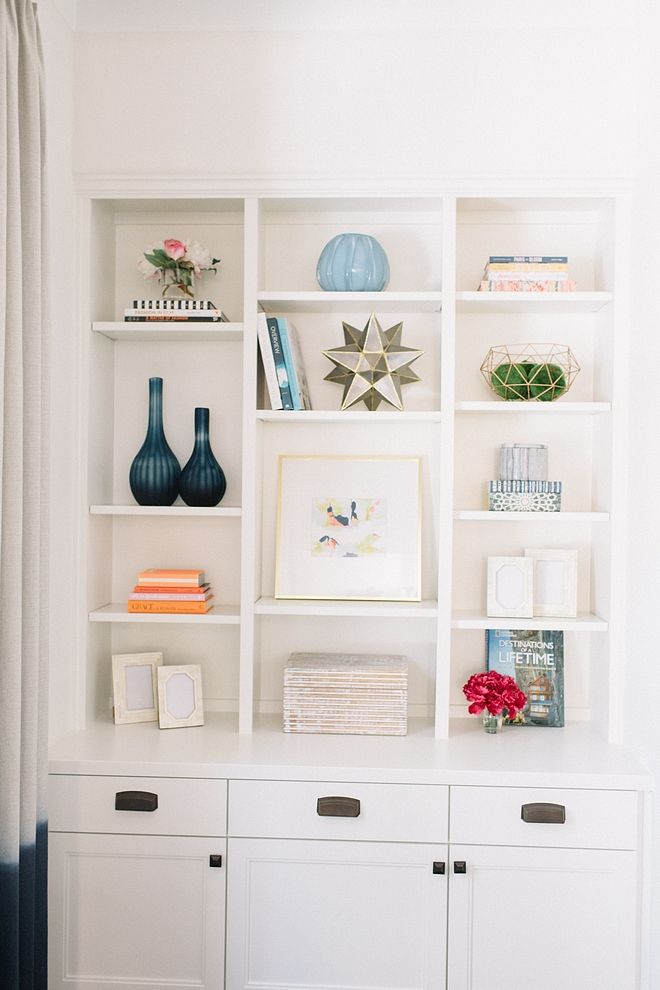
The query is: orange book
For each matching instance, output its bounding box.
[132,583,210,595]
[127,600,213,614]
[137,568,205,586]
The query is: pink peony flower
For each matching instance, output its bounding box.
[163,239,186,261]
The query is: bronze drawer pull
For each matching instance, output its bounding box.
[317,796,361,818]
[521,802,566,824]
[115,790,158,812]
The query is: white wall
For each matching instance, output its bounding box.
[628,2,660,983]
[72,8,637,179]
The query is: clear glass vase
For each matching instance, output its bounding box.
[160,267,195,298]
[482,710,503,734]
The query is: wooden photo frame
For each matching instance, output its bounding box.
[487,556,534,618]
[524,548,578,617]
[157,664,204,729]
[111,652,163,724]
[275,455,422,602]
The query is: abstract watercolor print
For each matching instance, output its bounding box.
[311,497,387,557]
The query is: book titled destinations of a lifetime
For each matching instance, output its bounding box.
[486,628,564,726]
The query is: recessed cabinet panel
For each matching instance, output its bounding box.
[226,837,447,990]
[447,843,638,990]
[49,832,226,990]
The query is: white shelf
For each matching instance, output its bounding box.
[452,611,608,632]
[454,510,610,523]
[89,603,241,624]
[455,291,612,314]
[256,410,442,424]
[255,597,439,618]
[89,504,242,517]
[455,401,611,414]
[257,291,442,313]
[92,321,244,342]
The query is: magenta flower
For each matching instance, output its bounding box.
[462,671,527,720]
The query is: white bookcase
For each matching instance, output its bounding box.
[73,187,630,743]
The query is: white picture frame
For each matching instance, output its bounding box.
[524,548,578,617]
[157,664,204,729]
[487,556,534,618]
[275,455,422,601]
[111,652,162,724]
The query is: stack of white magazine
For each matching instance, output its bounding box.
[283,652,408,736]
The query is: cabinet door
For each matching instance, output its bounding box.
[226,837,447,990]
[447,844,639,990]
[49,832,226,990]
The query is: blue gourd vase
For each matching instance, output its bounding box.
[129,377,181,506]
[179,407,227,507]
[316,233,390,291]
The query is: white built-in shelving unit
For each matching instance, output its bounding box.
[73,187,630,744]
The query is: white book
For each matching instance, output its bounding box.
[257,312,283,410]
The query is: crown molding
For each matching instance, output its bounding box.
[73,171,635,200]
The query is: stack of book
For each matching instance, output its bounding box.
[478,256,576,292]
[257,312,311,410]
[124,299,230,322]
[283,652,408,736]
[128,569,213,614]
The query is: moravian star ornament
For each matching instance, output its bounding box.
[323,313,423,411]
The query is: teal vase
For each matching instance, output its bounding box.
[316,233,390,291]
[129,377,181,506]
[179,407,227,507]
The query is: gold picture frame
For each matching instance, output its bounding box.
[275,455,422,602]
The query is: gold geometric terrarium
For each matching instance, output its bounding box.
[481,343,580,401]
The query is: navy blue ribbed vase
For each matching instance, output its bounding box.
[129,377,181,505]
[179,407,227,507]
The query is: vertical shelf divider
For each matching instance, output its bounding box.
[435,196,457,738]
[239,197,260,733]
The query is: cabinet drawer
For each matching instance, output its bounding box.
[48,775,227,837]
[229,779,448,842]
[450,786,639,850]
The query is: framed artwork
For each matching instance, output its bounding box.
[111,652,162,724]
[524,548,578,617]
[275,455,422,601]
[487,556,534,618]
[157,664,204,729]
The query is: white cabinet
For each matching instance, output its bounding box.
[226,837,448,990]
[48,775,227,990]
[226,778,449,990]
[49,832,226,990]
[447,844,638,990]
[447,783,641,990]
[47,182,648,988]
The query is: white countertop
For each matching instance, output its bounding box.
[48,714,652,790]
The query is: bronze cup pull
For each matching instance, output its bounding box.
[115,790,158,812]
[317,796,361,818]
[521,802,566,824]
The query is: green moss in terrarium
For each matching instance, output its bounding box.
[490,362,536,400]
[528,362,567,400]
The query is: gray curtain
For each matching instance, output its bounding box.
[0,1,49,988]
